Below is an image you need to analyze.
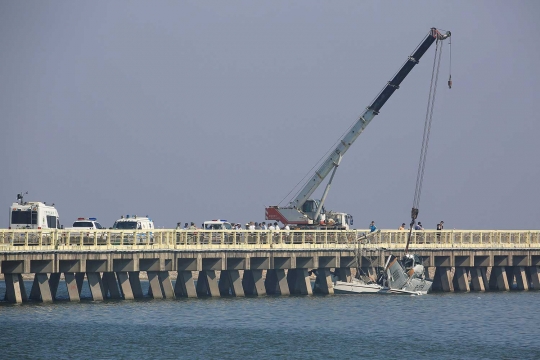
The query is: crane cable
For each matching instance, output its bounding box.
[448,36,452,89]
[405,37,444,253]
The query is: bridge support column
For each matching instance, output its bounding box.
[75,273,85,295]
[489,267,509,291]
[35,273,54,302]
[433,267,453,292]
[87,272,105,301]
[314,269,334,295]
[265,269,289,295]
[360,267,378,283]
[103,272,122,299]
[175,271,197,298]
[335,268,352,282]
[453,267,470,292]
[470,267,488,292]
[514,267,529,290]
[159,271,175,299]
[528,267,540,290]
[147,271,164,299]
[128,272,144,298]
[116,272,134,300]
[49,273,60,300]
[29,275,41,300]
[242,270,266,296]
[196,270,220,297]
[4,274,26,303]
[287,269,312,295]
[219,270,244,297]
[64,272,81,301]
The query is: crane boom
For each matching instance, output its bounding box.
[266,28,451,227]
[291,28,450,210]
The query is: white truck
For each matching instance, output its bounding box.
[112,215,155,245]
[9,193,60,230]
[203,219,233,230]
[112,215,154,230]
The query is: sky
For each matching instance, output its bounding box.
[1,1,539,230]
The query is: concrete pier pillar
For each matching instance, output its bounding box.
[287,269,313,295]
[219,270,245,297]
[87,272,106,301]
[159,271,175,299]
[49,273,60,300]
[75,273,85,295]
[265,269,289,295]
[433,267,454,292]
[242,270,266,296]
[103,272,122,299]
[489,267,510,291]
[64,272,81,301]
[470,267,488,292]
[514,267,529,290]
[314,268,334,295]
[147,271,164,299]
[128,272,144,298]
[196,270,220,297]
[528,266,540,290]
[4,274,25,303]
[174,271,197,298]
[453,267,470,292]
[361,267,378,283]
[335,268,352,282]
[29,275,41,300]
[36,273,54,302]
[116,272,134,300]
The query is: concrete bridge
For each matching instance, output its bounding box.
[1,229,540,303]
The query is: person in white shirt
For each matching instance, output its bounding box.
[274,222,280,230]
[249,222,255,231]
[268,224,275,231]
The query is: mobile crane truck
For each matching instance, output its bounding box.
[265,28,451,229]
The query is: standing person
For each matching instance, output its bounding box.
[261,222,267,230]
[414,222,423,230]
[369,221,377,233]
[274,222,280,230]
[436,221,444,242]
[268,223,275,231]
[398,223,406,230]
[183,222,189,230]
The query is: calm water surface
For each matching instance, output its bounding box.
[1,281,539,359]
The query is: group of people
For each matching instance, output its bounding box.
[368,220,445,231]
[243,222,290,231]
[175,221,290,231]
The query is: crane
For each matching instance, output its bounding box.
[265,28,451,229]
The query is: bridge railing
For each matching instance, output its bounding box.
[0,229,539,251]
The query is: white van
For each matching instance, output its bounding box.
[9,201,60,230]
[203,219,232,230]
[113,215,154,230]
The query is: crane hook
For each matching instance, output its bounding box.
[448,75,452,89]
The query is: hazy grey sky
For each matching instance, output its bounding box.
[1,1,539,230]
